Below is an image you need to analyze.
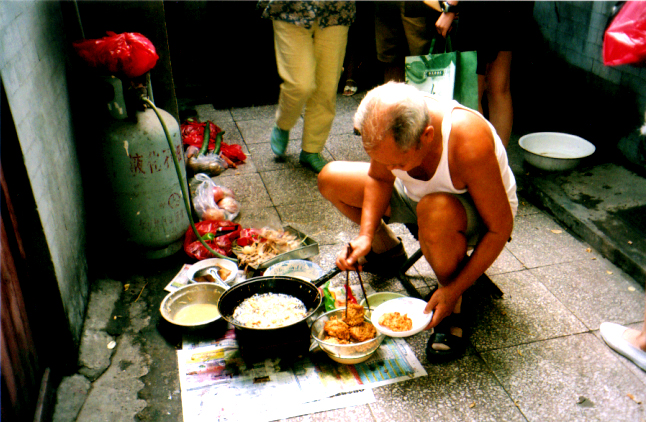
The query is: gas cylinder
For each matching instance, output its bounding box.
[94,76,189,259]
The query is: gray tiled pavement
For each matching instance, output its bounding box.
[52,93,646,422]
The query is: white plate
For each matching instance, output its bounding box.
[186,258,239,285]
[263,259,323,282]
[370,297,433,338]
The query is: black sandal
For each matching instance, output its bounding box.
[426,313,467,362]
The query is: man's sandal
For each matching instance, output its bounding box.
[426,313,467,361]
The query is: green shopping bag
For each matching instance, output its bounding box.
[405,36,478,110]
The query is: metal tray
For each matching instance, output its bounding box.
[233,226,319,271]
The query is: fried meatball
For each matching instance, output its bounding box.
[342,302,366,327]
[349,322,377,342]
[324,317,350,340]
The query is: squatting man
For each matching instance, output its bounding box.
[318,82,517,360]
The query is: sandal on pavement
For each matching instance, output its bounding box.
[600,322,646,371]
[426,313,467,362]
[343,79,358,96]
[299,151,328,173]
[359,239,408,275]
[271,126,289,158]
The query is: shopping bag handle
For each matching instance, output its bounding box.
[428,35,453,55]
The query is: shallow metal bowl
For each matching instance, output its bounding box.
[310,308,385,365]
[519,132,595,171]
[160,283,226,327]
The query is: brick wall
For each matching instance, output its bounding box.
[0,2,88,344]
[534,1,646,116]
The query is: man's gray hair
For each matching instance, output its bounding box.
[354,82,430,152]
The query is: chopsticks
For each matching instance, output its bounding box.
[346,243,371,311]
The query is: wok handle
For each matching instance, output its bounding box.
[314,267,341,287]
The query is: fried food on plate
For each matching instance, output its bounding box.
[342,302,365,327]
[324,317,350,340]
[378,311,413,332]
[349,322,377,342]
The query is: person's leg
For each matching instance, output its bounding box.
[301,23,348,155]
[318,162,400,253]
[375,1,406,83]
[272,20,316,156]
[484,51,513,147]
[477,74,485,115]
[416,192,473,355]
[416,192,469,288]
[318,161,371,224]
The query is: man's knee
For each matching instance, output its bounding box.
[317,161,342,197]
[416,193,467,232]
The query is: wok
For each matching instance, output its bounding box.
[217,267,340,331]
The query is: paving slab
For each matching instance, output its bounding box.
[471,270,588,352]
[529,259,645,330]
[481,334,646,422]
[519,162,646,286]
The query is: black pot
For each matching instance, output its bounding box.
[217,276,323,330]
[216,268,341,362]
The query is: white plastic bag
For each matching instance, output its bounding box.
[192,173,240,221]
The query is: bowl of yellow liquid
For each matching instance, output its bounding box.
[160,283,226,327]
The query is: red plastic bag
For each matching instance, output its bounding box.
[603,2,646,66]
[181,119,247,164]
[181,119,223,150]
[184,220,242,260]
[73,31,159,78]
[220,143,247,164]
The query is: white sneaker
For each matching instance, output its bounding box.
[600,322,646,371]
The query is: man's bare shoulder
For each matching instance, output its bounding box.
[448,108,495,162]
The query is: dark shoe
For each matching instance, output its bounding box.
[426,313,467,362]
[299,151,328,173]
[270,126,289,157]
[360,239,408,275]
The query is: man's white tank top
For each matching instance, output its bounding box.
[391,98,518,217]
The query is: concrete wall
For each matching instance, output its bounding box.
[0,2,88,343]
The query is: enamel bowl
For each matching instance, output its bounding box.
[263,259,324,282]
[519,132,595,171]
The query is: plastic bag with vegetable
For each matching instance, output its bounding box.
[183,220,242,260]
[183,120,228,176]
[192,173,240,221]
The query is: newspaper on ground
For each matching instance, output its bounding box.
[177,329,426,422]
[165,264,193,292]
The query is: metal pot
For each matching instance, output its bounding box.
[160,283,227,328]
[216,267,340,361]
[218,274,331,331]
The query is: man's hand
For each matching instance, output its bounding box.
[424,285,462,329]
[336,235,372,271]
